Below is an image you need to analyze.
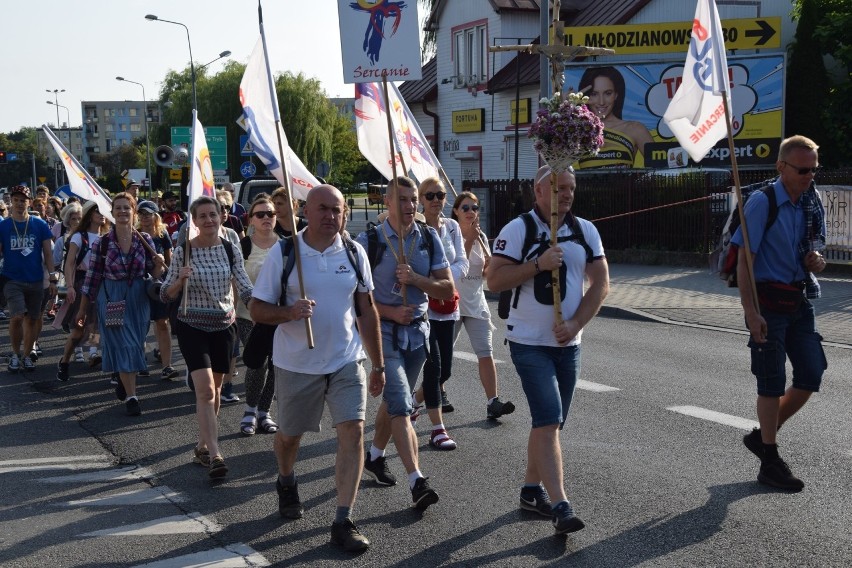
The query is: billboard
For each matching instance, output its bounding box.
[562,54,783,169]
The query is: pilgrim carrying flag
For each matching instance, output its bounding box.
[41,124,114,223]
[186,109,216,238]
[239,36,319,199]
[662,0,731,162]
[355,82,440,183]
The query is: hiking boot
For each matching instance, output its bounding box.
[758,457,805,491]
[221,382,240,403]
[8,354,20,372]
[364,455,397,486]
[411,477,439,510]
[520,484,553,517]
[331,518,371,552]
[57,362,70,382]
[487,397,516,420]
[440,390,454,413]
[22,356,35,371]
[161,366,178,381]
[276,479,304,519]
[125,397,141,416]
[552,501,585,534]
[743,428,763,460]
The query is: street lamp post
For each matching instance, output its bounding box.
[145,14,197,111]
[46,88,65,189]
[198,50,231,72]
[46,101,72,187]
[116,77,152,193]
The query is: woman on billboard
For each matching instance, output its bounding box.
[577,66,653,168]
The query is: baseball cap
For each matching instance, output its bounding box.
[137,200,159,215]
[127,179,140,186]
[162,191,178,200]
[9,185,31,199]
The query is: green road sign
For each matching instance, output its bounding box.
[171,126,228,172]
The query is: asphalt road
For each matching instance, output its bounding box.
[1,306,851,567]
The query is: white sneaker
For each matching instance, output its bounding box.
[74,348,85,363]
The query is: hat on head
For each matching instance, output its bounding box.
[80,200,100,217]
[127,179,140,187]
[9,185,31,199]
[162,191,178,200]
[137,200,159,215]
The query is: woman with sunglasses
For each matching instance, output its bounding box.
[234,197,280,436]
[413,177,468,450]
[451,192,515,420]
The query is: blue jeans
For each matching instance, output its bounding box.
[748,300,827,397]
[382,336,428,417]
[509,341,581,428]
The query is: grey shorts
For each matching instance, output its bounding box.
[275,360,367,436]
[3,280,44,319]
[453,316,494,358]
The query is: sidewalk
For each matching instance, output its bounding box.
[601,263,852,347]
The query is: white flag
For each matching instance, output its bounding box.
[239,37,318,199]
[662,0,731,162]
[388,83,441,184]
[355,82,396,181]
[186,109,216,239]
[41,125,114,223]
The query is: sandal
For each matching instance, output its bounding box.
[258,415,279,434]
[240,412,257,436]
[193,447,211,467]
[208,455,228,479]
[429,428,457,451]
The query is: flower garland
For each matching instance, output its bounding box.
[528,91,605,170]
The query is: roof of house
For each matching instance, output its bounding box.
[488,0,652,93]
[398,57,438,103]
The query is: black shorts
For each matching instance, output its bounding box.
[175,320,236,374]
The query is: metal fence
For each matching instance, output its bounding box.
[472,168,852,258]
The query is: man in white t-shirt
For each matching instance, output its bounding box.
[487,165,609,535]
[250,184,384,552]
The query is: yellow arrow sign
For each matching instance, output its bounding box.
[561,17,781,54]
[38,176,46,183]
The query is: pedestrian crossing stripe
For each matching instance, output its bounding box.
[61,487,186,506]
[40,466,154,483]
[667,405,758,431]
[133,543,270,567]
[78,512,222,537]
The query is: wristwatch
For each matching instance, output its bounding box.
[372,365,385,373]
[49,271,60,283]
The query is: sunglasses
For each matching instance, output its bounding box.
[460,204,480,213]
[423,191,446,201]
[783,161,821,175]
[252,210,275,219]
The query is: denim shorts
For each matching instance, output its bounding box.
[748,300,827,397]
[509,341,581,429]
[382,336,428,417]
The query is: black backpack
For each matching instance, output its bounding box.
[62,231,91,273]
[714,179,778,287]
[364,220,435,270]
[497,212,593,319]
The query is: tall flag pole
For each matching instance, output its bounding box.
[241,0,313,348]
[381,75,408,304]
[663,0,758,309]
[42,125,114,223]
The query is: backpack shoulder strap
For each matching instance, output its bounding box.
[219,236,235,270]
[240,236,252,260]
[343,236,366,288]
[278,237,296,306]
[519,212,543,261]
[569,215,594,263]
[762,186,779,232]
[366,226,385,270]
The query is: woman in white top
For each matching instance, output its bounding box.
[235,197,280,436]
[451,191,515,420]
[414,177,468,451]
[56,200,107,381]
[161,195,253,479]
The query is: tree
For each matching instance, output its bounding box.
[328,112,367,189]
[0,129,51,190]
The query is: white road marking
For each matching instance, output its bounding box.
[40,466,155,483]
[576,379,620,392]
[79,512,222,537]
[133,543,270,567]
[667,405,759,431]
[0,455,109,466]
[454,350,505,364]
[0,455,113,474]
[61,487,186,506]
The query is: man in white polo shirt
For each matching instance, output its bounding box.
[250,184,384,552]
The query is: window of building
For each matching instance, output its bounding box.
[453,20,488,88]
[120,124,127,132]
[118,108,124,117]
[105,124,114,132]
[130,124,141,132]
[129,108,137,117]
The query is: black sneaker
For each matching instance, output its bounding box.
[57,362,70,382]
[331,518,371,552]
[520,485,553,517]
[743,428,763,460]
[125,397,142,416]
[277,479,304,519]
[137,369,151,378]
[411,477,439,510]
[487,397,516,420]
[161,366,178,381]
[440,390,454,413]
[114,376,126,401]
[552,501,585,534]
[758,457,805,491]
[364,455,397,486]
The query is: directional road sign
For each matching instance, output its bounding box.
[171,126,228,172]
